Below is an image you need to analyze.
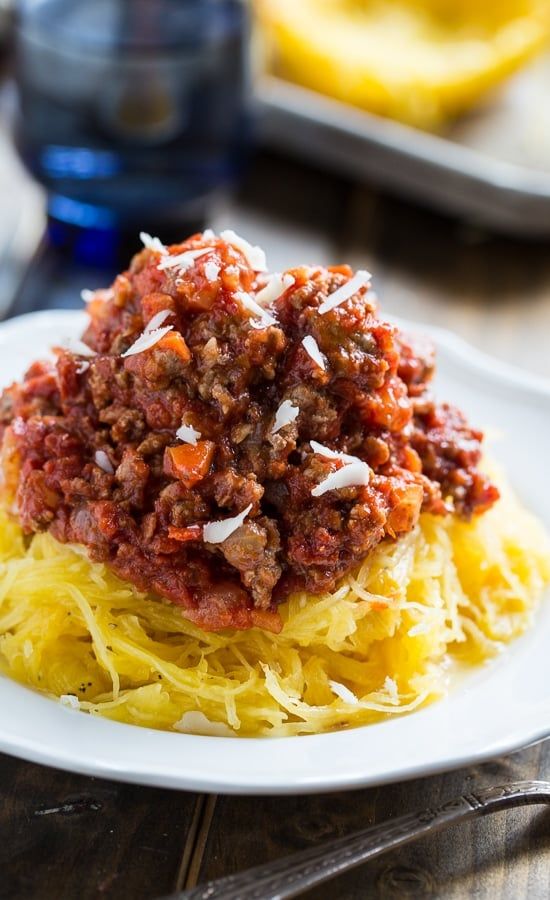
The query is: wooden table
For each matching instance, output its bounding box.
[2,151,550,899]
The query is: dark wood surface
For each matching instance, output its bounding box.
[2,151,550,899]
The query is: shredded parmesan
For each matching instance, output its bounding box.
[235,291,277,327]
[80,288,113,305]
[311,461,371,497]
[144,309,172,332]
[329,680,359,705]
[94,450,114,474]
[64,338,96,358]
[318,269,372,315]
[174,711,235,737]
[121,326,173,358]
[271,400,299,435]
[75,360,90,375]
[310,441,361,466]
[60,694,80,710]
[140,232,167,254]
[202,228,215,240]
[204,261,220,283]
[203,503,253,545]
[157,247,210,273]
[176,423,201,445]
[220,229,267,272]
[301,335,326,370]
[255,273,295,306]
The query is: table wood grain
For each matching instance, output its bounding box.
[2,151,550,899]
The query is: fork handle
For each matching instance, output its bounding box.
[163,781,550,900]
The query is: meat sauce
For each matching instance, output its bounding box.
[0,233,499,631]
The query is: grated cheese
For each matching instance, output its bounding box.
[301,335,326,370]
[204,261,221,283]
[255,273,295,306]
[75,360,90,375]
[174,711,235,737]
[60,694,80,710]
[202,228,215,240]
[80,288,113,305]
[235,291,277,327]
[94,450,114,474]
[64,338,96,358]
[144,309,172,332]
[329,680,359,705]
[140,232,167,254]
[318,269,372,315]
[271,399,299,435]
[157,247,210,273]
[176,423,201,445]
[220,229,267,272]
[310,441,361,466]
[203,503,253,545]
[311,461,371,497]
[121,326,173,358]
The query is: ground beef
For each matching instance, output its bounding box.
[0,233,499,631]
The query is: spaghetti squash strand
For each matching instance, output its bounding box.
[65,585,120,698]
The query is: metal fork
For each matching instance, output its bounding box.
[161,781,550,900]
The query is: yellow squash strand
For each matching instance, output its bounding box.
[258,0,550,127]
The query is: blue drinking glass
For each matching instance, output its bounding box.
[13,0,252,266]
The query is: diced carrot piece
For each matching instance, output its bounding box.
[401,446,422,474]
[141,292,176,323]
[164,441,214,489]
[157,331,191,363]
[250,609,283,633]
[168,524,203,542]
[386,482,423,537]
[328,264,353,277]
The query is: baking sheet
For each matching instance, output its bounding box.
[257,54,550,237]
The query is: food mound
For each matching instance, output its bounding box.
[0,230,548,737]
[0,231,499,633]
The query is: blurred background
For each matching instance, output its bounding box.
[0,0,550,376]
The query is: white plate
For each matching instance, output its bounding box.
[0,309,549,795]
